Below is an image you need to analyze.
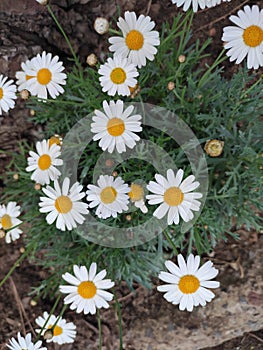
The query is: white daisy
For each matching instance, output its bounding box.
[39,177,89,231]
[98,54,139,96]
[157,254,220,312]
[128,183,148,213]
[22,51,67,99]
[86,175,130,219]
[91,100,142,153]
[109,11,160,68]
[59,263,115,315]
[15,58,34,92]
[146,169,203,225]
[0,202,23,244]
[222,5,263,69]
[26,139,63,185]
[35,311,76,344]
[7,332,47,350]
[171,0,206,12]
[0,75,17,115]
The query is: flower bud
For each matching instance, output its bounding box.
[204,139,224,157]
[94,17,109,35]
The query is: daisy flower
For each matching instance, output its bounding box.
[35,311,76,344]
[91,100,142,153]
[22,51,67,99]
[171,0,207,12]
[39,177,89,231]
[157,254,220,312]
[146,169,203,225]
[0,202,23,244]
[109,11,160,68]
[59,263,115,315]
[26,139,63,185]
[98,54,139,96]
[222,5,263,69]
[0,75,17,115]
[86,174,130,219]
[128,183,148,213]
[7,332,47,350]
[15,58,34,92]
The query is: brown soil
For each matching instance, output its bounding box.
[0,0,263,349]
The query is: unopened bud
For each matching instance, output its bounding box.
[167,82,175,90]
[112,171,118,177]
[13,173,19,180]
[86,53,98,66]
[30,299,37,306]
[43,329,53,340]
[34,183,41,190]
[178,55,186,63]
[204,139,224,157]
[105,159,114,167]
[94,17,109,35]
[20,89,30,100]
[0,230,5,239]
[30,109,36,116]
[126,215,132,221]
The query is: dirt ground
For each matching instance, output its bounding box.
[0,0,263,349]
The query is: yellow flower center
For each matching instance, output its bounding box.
[0,88,3,100]
[110,68,126,84]
[163,187,184,206]
[178,275,200,294]
[100,186,117,204]
[38,154,52,170]
[107,118,125,136]
[48,136,61,147]
[243,25,263,47]
[37,68,52,85]
[129,183,144,201]
[48,324,63,336]
[78,281,97,298]
[1,214,12,230]
[55,196,73,213]
[126,30,144,50]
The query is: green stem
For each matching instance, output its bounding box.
[52,303,67,328]
[114,291,123,350]
[0,244,33,288]
[163,230,179,255]
[97,309,102,350]
[47,4,80,67]
[108,28,121,35]
[34,294,62,343]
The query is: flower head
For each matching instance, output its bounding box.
[146,169,203,225]
[35,312,76,344]
[204,139,224,157]
[109,11,160,68]
[39,177,89,231]
[128,183,148,213]
[20,51,67,99]
[16,58,34,92]
[0,202,23,244]
[0,75,17,115]
[171,0,231,12]
[157,254,220,312]
[98,55,138,96]
[222,5,263,69]
[91,100,142,153]
[7,332,47,350]
[60,263,115,314]
[26,139,63,185]
[86,175,130,219]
